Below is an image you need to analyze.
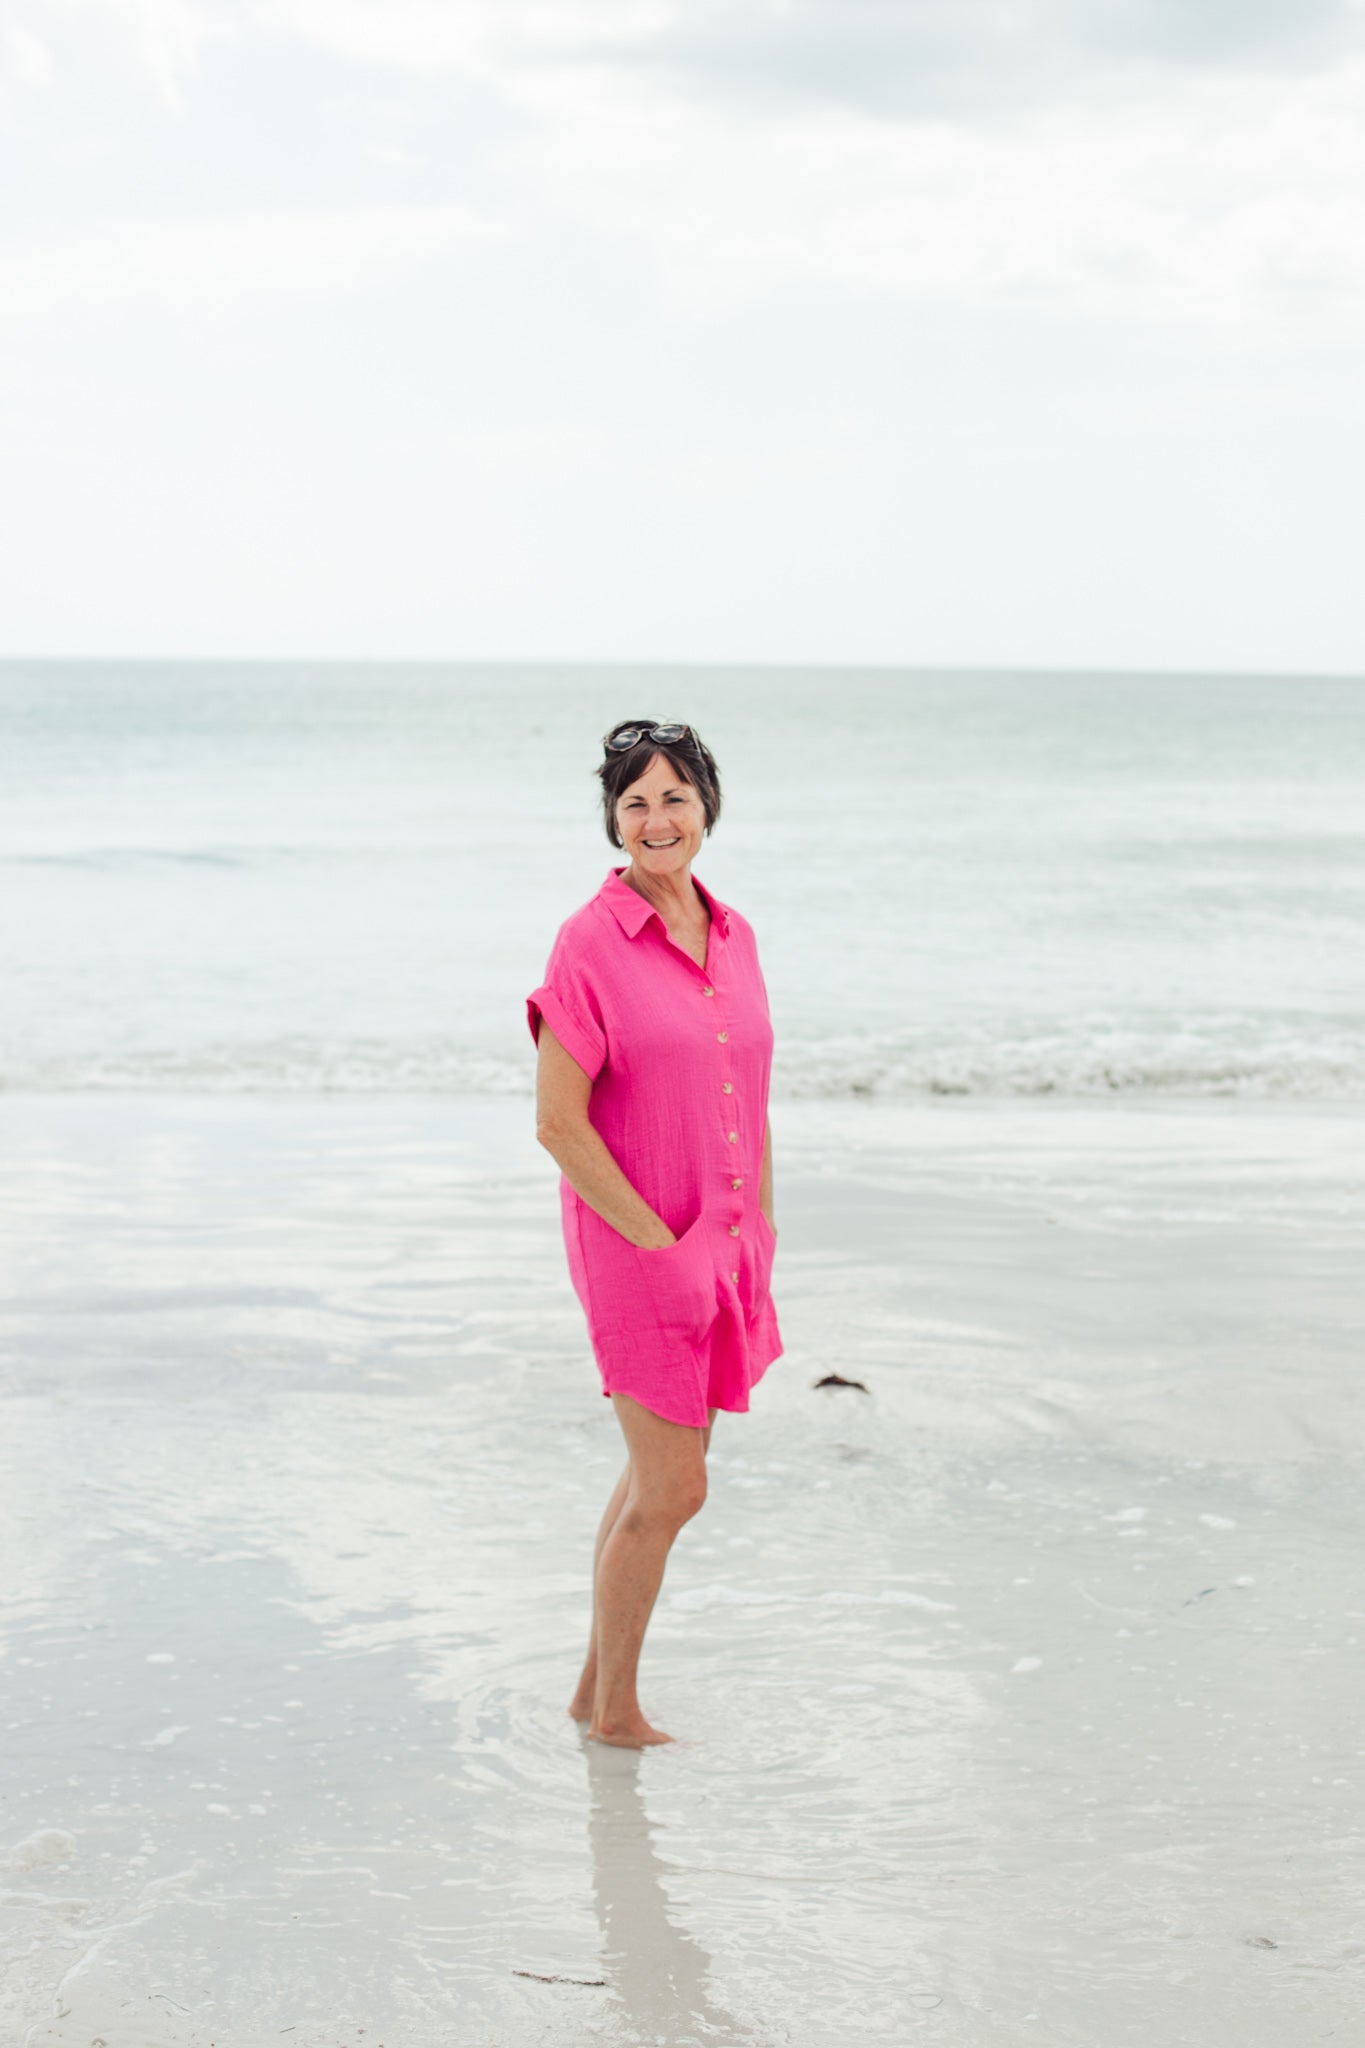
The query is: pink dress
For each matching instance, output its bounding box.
[527,866,783,1428]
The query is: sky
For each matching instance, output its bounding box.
[2,0,1363,670]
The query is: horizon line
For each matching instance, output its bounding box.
[3,654,1364,683]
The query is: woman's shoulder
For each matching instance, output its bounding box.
[716,899,769,984]
[545,888,621,967]
[718,897,760,949]
[695,873,753,938]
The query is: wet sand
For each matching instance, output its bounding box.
[1,1093,1362,2046]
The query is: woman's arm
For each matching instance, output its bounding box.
[761,1118,775,1232]
[535,1021,677,1249]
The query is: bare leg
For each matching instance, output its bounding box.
[567,1460,632,1720]
[569,1406,719,1720]
[587,1395,715,1747]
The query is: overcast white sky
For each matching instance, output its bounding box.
[3,0,1363,668]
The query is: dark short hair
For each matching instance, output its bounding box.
[596,721,722,850]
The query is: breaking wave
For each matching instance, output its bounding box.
[5,1023,1363,1100]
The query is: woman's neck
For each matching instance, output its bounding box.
[622,862,706,927]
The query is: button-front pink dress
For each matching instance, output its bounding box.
[527,866,783,1428]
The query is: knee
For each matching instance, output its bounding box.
[674,1471,708,1526]
[628,1472,707,1536]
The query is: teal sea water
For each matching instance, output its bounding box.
[1,661,1361,1098]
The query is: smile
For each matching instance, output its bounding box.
[643,837,681,848]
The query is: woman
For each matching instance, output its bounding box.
[528,719,782,1748]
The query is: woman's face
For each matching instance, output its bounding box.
[615,752,707,876]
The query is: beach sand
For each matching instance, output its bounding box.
[1,1093,1362,2046]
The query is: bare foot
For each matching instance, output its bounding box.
[587,1714,674,1748]
[567,1694,593,1722]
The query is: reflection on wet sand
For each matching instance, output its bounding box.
[5,1095,1364,2045]
[586,1741,750,2045]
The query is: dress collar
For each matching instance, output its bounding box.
[601,865,732,940]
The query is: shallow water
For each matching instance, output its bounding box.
[3,1094,1362,2045]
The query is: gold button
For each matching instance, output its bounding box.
[729,1224,740,1237]
[721,1082,733,1095]
[731,1178,743,1190]
[727,1130,738,1143]
[716,1031,728,1043]
[731,1270,740,1283]
[701,986,714,997]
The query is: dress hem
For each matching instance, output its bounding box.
[597,1333,783,1429]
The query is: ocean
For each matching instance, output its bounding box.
[3,661,1362,1100]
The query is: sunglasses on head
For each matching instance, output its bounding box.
[603,720,692,754]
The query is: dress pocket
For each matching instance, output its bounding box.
[630,1214,715,1331]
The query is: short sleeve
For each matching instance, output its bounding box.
[526,923,608,1082]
